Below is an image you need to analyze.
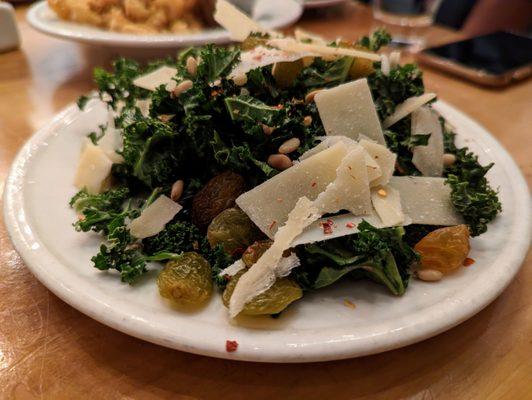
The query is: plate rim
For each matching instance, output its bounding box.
[26,0,304,48]
[3,99,530,363]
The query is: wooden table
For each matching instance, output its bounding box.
[1,3,530,399]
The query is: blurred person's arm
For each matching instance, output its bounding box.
[462,0,532,35]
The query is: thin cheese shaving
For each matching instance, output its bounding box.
[236,142,349,237]
[294,28,327,44]
[389,176,462,225]
[229,197,318,317]
[382,93,437,128]
[411,106,444,177]
[218,259,246,277]
[129,195,182,239]
[371,186,405,226]
[214,0,266,41]
[73,142,113,195]
[359,138,396,187]
[229,46,311,79]
[314,146,372,215]
[315,79,386,144]
[132,66,177,91]
[268,38,382,61]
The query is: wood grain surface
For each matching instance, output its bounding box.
[0,3,530,399]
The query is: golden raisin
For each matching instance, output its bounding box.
[414,225,471,274]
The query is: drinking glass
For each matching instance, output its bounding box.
[372,0,443,49]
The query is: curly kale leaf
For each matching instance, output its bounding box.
[443,130,502,236]
[296,57,354,89]
[357,29,393,51]
[142,220,209,256]
[70,188,132,234]
[120,118,185,188]
[225,95,283,126]
[368,64,425,120]
[197,45,241,82]
[295,221,418,295]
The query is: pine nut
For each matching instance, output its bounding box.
[158,114,174,122]
[377,188,387,197]
[170,180,184,201]
[262,124,274,135]
[278,138,301,154]
[186,56,198,76]
[233,73,248,86]
[173,80,193,97]
[305,89,322,104]
[443,153,457,167]
[303,115,312,127]
[267,154,293,170]
[417,269,443,282]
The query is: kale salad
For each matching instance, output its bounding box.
[70,13,501,319]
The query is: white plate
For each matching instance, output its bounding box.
[304,0,348,9]
[27,0,303,48]
[3,99,530,363]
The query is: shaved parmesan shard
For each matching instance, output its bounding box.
[135,99,151,118]
[132,66,177,91]
[268,38,382,62]
[236,142,349,237]
[389,176,462,225]
[294,28,327,44]
[214,0,265,41]
[299,136,383,184]
[229,47,311,79]
[411,106,444,177]
[129,195,182,239]
[292,213,389,246]
[371,186,405,226]
[73,142,113,195]
[229,198,318,317]
[382,93,437,128]
[218,259,246,277]
[314,146,372,216]
[315,79,386,145]
[359,138,396,187]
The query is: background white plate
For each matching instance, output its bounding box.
[27,0,303,48]
[3,99,530,363]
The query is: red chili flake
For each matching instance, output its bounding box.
[463,257,476,267]
[321,219,334,235]
[226,340,238,352]
[311,181,317,187]
[269,220,277,231]
[277,197,283,203]
[346,222,355,229]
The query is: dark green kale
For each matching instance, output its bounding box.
[196,45,240,82]
[296,57,354,90]
[142,220,208,256]
[120,117,185,188]
[384,116,430,176]
[357,29,393,51]
[443,129,501,236]
[70,187,132,234]
[295,221,418,295]
[368,64,425,120]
